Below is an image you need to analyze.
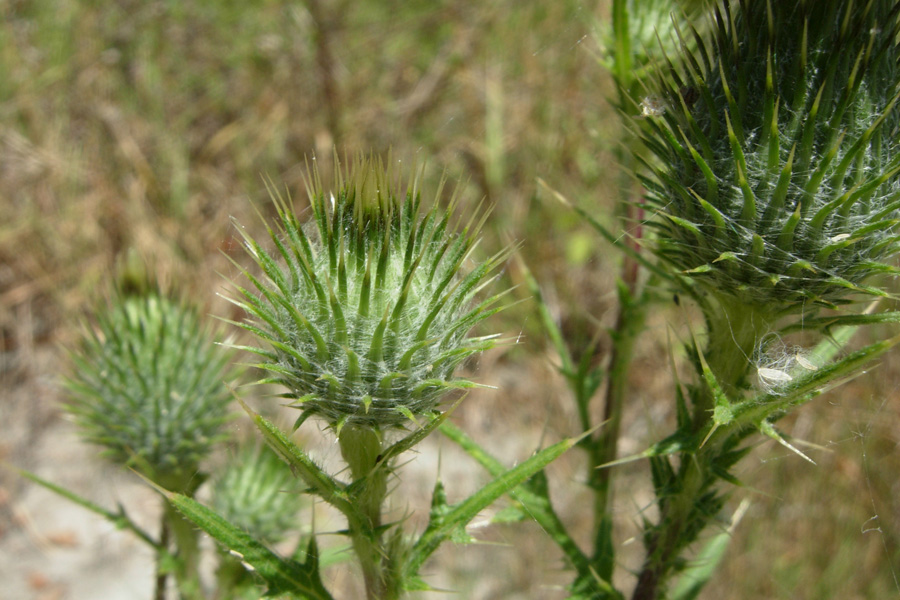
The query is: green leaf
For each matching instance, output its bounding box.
[670,500,749,600]
[165,492,334,599]
[379,406,453,464]
[404,430,589,581]
[17,468,159,549]
[438,421,591,577]
[684,264,713,274]
[237,398,353,516]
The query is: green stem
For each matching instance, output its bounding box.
[155,510,169,600]
[634,297,772,599]
[593,0,650,497]
[163,497,205,600]
[590,26,650,564]
[339,425,396,600]
[694,296,774,427]
[631,451,712,600]
[590,275,646,533]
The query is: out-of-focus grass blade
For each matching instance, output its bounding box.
[804,301,892,366]
[516,254,573,375]
[536,177,674,284]
[780,310,900,335]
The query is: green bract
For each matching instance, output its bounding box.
[230,155,509,430]
[64,293,233,489]
[641,0,900,312]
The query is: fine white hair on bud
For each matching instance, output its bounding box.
[227,153,512,431]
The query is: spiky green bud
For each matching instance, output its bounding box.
[211,445,300,543]
[230,154,509,431]
[64,293,234,490]
[599,0,707,94]
[641,0,900,313]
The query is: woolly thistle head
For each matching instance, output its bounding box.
[64,291,234,490]
[229,154,510,431]
[639,0,900,315]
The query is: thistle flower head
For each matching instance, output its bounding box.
[640,0,900,314]
[230,154,509,431]
[64,291,234,489]
[211,445,300,543]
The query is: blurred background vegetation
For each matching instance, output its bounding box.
[1,1,897,598]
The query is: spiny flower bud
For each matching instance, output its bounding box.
[640,0,900,313]
[211,445,300,543]
[598,0,707,92]
[229,154,509,431]
[64,292,234,490]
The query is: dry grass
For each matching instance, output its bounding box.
[1,1,898,598]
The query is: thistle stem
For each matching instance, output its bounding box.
[591,263,646,528]
[163,498,205,600]
[633,297,768,599]
[154,509,169,600]
[588,38,649,577]
[339,425,396,600]
[631,450,712,600]
[694,297,773,427]
[593,0,648,518]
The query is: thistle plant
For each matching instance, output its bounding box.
[227,156,510,596]
[500,1,900,599]
[17,3,900,598]
[211,444,301,544]
[53,269,236,600]
[620,0,900,597]
[142,153,583,600]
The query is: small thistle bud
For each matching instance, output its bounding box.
[211,445,300,543]
[229,154,509,431]
[599,0,707,93]
[640,0,900,313]
[64,292,234,490]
